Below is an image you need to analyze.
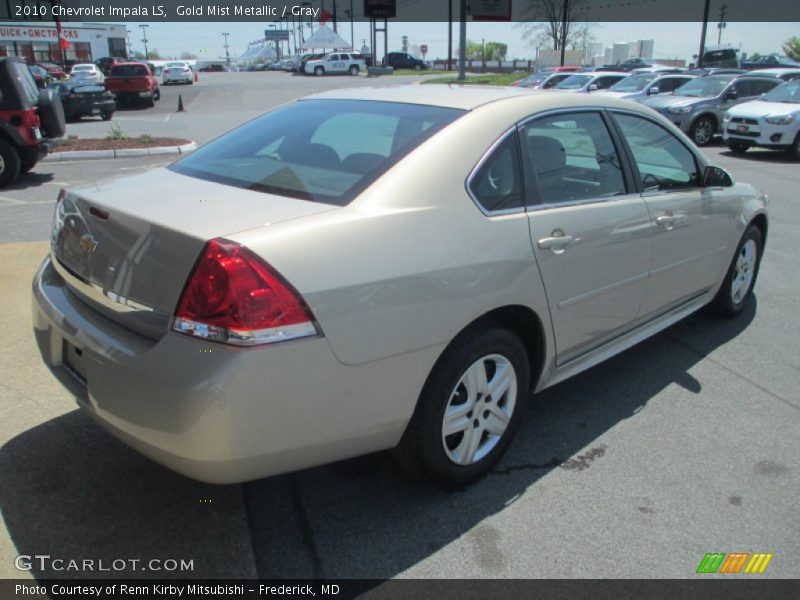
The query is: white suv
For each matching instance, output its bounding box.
[722,79,800,159]
[304,53,365,77]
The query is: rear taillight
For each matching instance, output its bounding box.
[173,238,318,346]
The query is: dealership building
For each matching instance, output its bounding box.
[0,17,126,64]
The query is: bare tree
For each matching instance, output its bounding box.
[517,0,593,53]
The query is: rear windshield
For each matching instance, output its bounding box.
[555,74,591,89]
[110,65,149,76]
[170,99,465,206]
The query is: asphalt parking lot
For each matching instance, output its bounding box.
[0,72,797,581]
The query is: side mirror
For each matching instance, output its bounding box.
[648,86,660,95]
[588,84,598,91]
[703,165,733,188]
[725,89,738,101]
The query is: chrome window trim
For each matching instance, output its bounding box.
[525,191,644,213]
[465,125,527,217]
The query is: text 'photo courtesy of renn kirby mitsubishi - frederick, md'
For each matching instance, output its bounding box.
[0,1,798,598]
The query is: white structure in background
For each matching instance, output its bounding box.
[239,42,277,68]
[299,25,352,51]
[590,39,655,66]
[612,42,629,64]
[537,49,583,67]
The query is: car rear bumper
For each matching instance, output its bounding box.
[32,256,430,483]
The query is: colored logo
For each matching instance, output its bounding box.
[696,552,773,574]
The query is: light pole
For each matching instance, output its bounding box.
[139,24,149,60]
[125,28,133,58]
[222,32,231,70]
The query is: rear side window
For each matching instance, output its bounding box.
[521,112,626,205]
[110,65,148,77]
[751,79,780,95]
[170,99,464,206]
[614,113,700,191]
[468,133,524,213]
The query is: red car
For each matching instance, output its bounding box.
[37,61,67,80]
[0,58,65,186]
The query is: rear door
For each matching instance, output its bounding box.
[521,111,652,365]
[610,111,732,317]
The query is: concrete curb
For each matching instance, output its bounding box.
[43,141,197,162]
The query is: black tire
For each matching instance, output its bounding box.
[349,65,359,76]
[314,66,325,77]
[101,112,113,121]
[690,116,715,146]
[791,132,800,162]
[37,88,66,138]
[727,140,749,155]
[0,138,22,188]
[394,324,530,489]
[710,224,763,317]
[145,96,155,108]
[20,160,36,174]
[154,87,161,101]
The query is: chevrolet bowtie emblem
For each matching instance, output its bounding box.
[79,233,99,254]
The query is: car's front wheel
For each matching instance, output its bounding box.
[395,325,530,488]
[349,65,359,76]
[0,139,21,187]
[710,224,763,317]
[101,112,113,121]
[691,117,715,146]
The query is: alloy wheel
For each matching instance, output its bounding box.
[731,239,757,304]
[693,119,713,145]
[441,354,517,466]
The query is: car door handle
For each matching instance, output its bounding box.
[538,235,574,250]
[656,215,675,229]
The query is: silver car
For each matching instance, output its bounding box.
[552,71,628,93]
[643,74,782,145]
[599,72,696,103]
[32,87,768,487]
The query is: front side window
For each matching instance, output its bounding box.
[555,74,591,90]
[468,133,523,213]
[170,99,465,206]
[674,76,734,97]
[521,112,626,205]
[610,73,657,92]
[614,113,700,192]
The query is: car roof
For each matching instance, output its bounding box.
[306,84,651,112]
[748,68,800,76]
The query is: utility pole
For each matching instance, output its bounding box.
[222,32,231,70]
[559,0,569,66]
[697,0,711,68]
[125,28,133,58]
[717,4,727,45]
[448,0,453,71]
[139,24,149,60]
[457,0,466,80]
[332,0,338,33]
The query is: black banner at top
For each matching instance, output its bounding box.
[5,0,800,22]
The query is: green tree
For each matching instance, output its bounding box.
[465,40,508,61]
[783,36,800,61]
[180,51,198,60]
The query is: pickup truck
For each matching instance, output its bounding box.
[104,63,160,107]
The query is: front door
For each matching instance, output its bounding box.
[520,111,652,365]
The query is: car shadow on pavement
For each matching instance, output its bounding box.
[5,171,55,191]
[720,149,798,164]
[0,301,756,581]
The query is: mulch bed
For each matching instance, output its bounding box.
[52,138,191,152]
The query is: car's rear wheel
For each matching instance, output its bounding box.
[394,324,530,488]
[710,224,763,317]
[314,66,325,77]
[727,140,749,154]
[0,139,22,188]
[791,132,800,162]
[690,117,715,146]
[349,65,359,76]
[101,112,113,121]
[154,88,161,101]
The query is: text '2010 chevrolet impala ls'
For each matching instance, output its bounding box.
[32,86,768,487]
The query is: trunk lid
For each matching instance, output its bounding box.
[52,168,335,340]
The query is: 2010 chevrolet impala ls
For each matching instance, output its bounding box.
[32,86,768,487]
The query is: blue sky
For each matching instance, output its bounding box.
[123,21,800,62]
